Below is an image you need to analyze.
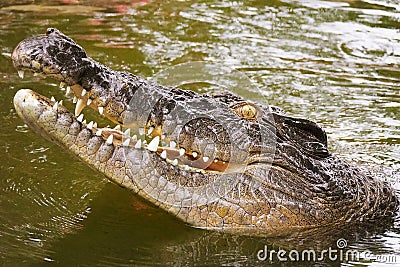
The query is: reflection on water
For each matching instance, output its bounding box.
[0,0,399,266]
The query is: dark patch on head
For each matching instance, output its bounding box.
[274,114,330,158]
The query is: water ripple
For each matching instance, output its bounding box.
[0,0,400,266]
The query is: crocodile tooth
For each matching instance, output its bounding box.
[96,129,102,136]
[147,136,160,152]
[214,159,218,163]
[73,96,78,103]
[81,89,87,97]
[184,165,190,171]
[87,121,94,130]
[87,98,92,105]
[32,60,40,69]
[106,134,113,145]
[66,86,71,95]
[1,52,11,58]
[50,96,56,102]
[179,148,185,156]
[33,73,39,77]
[123,128,131,136]
[172,159,178,166]
[169,141,176,149]
[17,70,24,79]
[52,101,58,111]
[82,119,87,125]
[98,106,104,115]
[58,100,63,106]
[114,125,121,130]
[60,82,66,88]
[147,127,154,135]
[77,114,84,122]
[203,156,209,162]
[122,138,130,147]
[138,128,145,135]
[93,122,98,128]
[160,150,167,159]
[75,98,85,116]
[192,151,198,158]
[135,139,142,149]
[131,134,137,142]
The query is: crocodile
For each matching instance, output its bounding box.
[11,28,398,236]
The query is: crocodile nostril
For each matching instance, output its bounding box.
[46,28,56,35]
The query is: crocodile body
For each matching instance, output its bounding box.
[12,28,398,235]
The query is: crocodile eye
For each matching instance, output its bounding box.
[234,104,257,120]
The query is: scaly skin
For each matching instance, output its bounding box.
[12,28,398,235]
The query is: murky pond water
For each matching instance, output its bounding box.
[0,0,399,266]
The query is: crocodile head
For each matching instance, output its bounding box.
[12,28,398,235]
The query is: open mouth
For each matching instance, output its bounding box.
[11,28,241,175]
[15,70,230,174]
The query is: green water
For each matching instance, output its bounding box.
[0,0,399,266]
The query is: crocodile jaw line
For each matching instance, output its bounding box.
[14,73,228,174]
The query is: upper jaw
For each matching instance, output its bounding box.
[11,37,232,173]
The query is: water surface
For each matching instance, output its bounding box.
[0,0,399,266]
